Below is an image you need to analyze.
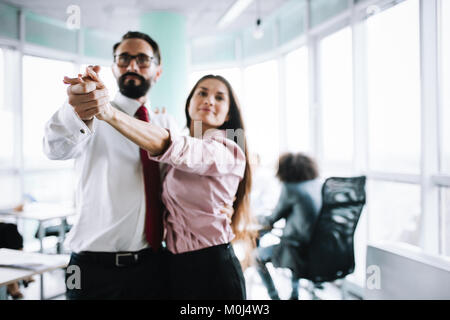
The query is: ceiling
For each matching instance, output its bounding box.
[4,0,289,38]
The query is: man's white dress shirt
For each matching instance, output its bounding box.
[43,92,179,253]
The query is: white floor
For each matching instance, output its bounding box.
[244,263,361,300]
[6,221,367,300]
[10,262,360,300]
[0,235,363,300]
[9,236,363,300]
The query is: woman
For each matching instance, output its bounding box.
[66,72,254,299]
[255,153,322,300]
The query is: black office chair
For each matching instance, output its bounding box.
[291,176,366,298]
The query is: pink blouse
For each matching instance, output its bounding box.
[149,129,246,254]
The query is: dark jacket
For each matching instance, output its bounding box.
[0,223,23,250]
[258,179,322,273]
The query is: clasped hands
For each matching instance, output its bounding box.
[63,65,113,124]
[64,66,166,124]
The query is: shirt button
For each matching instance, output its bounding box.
[80,129,85,134]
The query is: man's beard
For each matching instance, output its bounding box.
[118,72,151,99]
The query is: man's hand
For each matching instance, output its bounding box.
[63,66,112,124]
[220,198,235,225]
[153,106,167,114]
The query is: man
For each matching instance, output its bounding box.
[44,31,232,299]
[44,31,175,299]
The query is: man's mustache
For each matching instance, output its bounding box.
[120,72,146,84]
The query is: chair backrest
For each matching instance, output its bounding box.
[305,176,366,282]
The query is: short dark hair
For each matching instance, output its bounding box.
[276,153,319,183]
[113,31,161,65]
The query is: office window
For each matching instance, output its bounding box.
[189,67,242,99]
[442,188,450,256]
[442,0,450,174]
[25,12,77,53]
[366,0,421,174]
[0,48,3,108]
[285,47,309,153]
[309,0,349,28]
[0,48,15,168]
[0,2,20,40]
[368,181,421,247]
[23,55,76,170]
[80,64,118,100]
[191,35,236,66]
[320,27,353,174]
[0,175,21,207]
[23,171,75,203]
[243,60,279,166]
[101,66,118,99]
[243,25,276,59]
[279,0,307,45]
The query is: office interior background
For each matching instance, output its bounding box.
[0,0,449,299]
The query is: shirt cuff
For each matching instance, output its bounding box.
[62,101,95,140]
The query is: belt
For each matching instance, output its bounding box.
[72,247,158,268]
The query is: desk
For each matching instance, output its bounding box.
[0,203,76,253]
[0,249,70,300]
[0,267,35,300]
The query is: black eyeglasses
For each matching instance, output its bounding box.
[114,53,157,68]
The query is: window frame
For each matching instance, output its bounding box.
[189,0,448,290]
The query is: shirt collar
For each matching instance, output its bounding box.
[113,92,155,118]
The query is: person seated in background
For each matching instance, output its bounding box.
[255,152,322,300]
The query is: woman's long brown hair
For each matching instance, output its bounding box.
[185,75,256,263]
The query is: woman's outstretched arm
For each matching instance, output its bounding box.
[106,107,171,156]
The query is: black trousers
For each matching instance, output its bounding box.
[65,248,170,300]
[0,223,23,250]
[168,243,246,300]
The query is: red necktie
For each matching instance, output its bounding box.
[135,105,163,251]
